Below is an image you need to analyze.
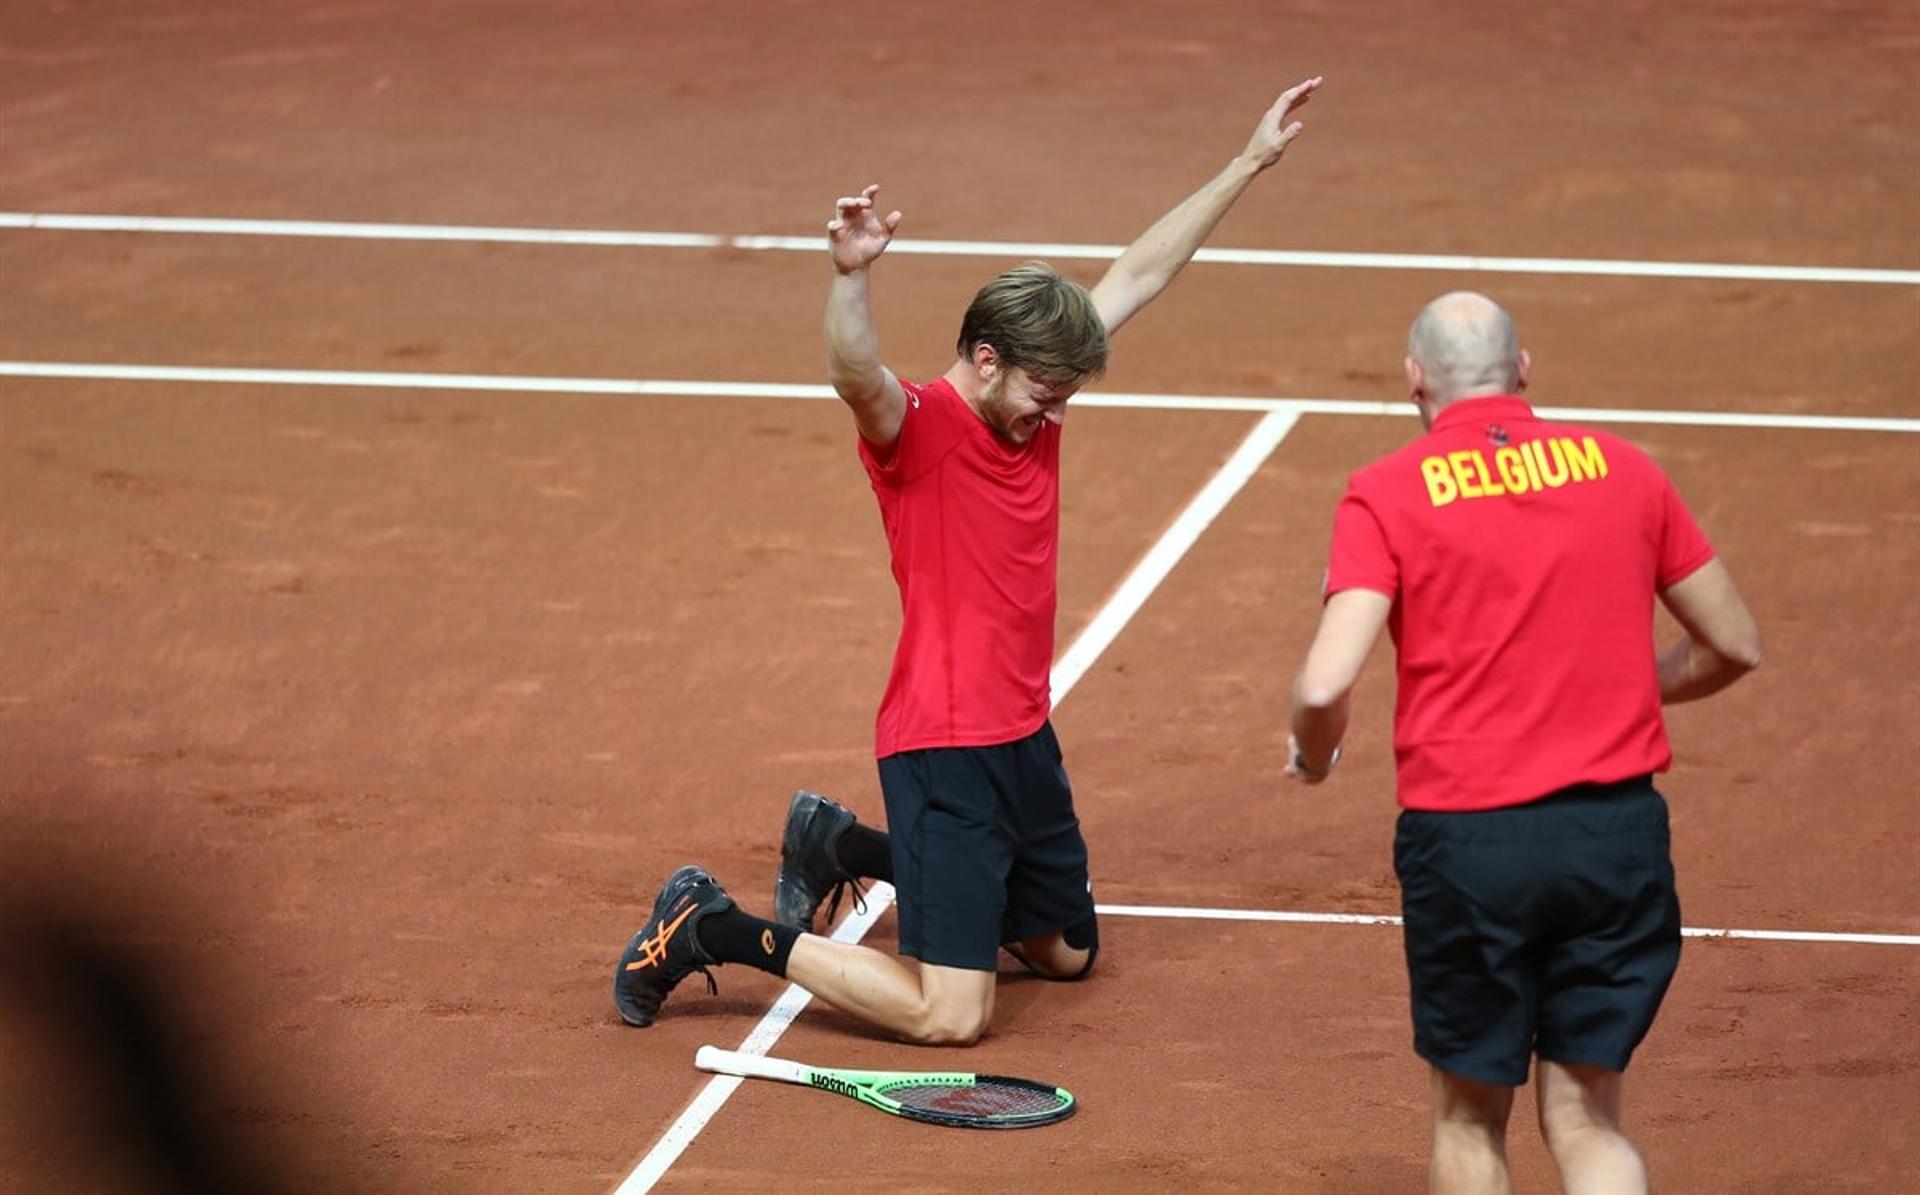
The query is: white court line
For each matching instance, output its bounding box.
[616,411,1302,1193]
[4,211,1917,285]
[4,362,1917,434]
[1096,904,1920,947]
[0,211,728,250]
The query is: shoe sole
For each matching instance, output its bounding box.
[774,791,835,930]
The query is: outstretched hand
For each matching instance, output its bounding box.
[1242,76,1323,171]
[827,184,903,276]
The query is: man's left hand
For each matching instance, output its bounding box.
[1242,76,1323,171]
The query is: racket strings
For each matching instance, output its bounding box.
[890,1080,1065,1119]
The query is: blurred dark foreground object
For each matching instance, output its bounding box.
[2,897,290,1194]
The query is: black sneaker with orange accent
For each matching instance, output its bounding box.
[613,865,732,1028]
[773,789,864,932]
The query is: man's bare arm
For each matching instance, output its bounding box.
[1656,559,1762,704]
[825,184,910,447]
[1287,587,1391,783]
[1090,76,1321,335]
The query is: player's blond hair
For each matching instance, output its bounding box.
[956,262,1109,387]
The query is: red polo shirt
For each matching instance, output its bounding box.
[859,377,1059,757]
[1326,396,1716,811]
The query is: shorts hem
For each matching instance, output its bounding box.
[1535,1048,1633,1074]
[912,952,998,973]
[1000,916,1080,948]
[1415,1044,1529,1088]
[903,940,999,973]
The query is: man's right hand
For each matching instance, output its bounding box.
[827,183,903,275]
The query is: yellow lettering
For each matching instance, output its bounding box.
[1520,439,1544,490]
[1420,456,1458,507]
[1565,436,1609,482]
[1535,439,1571,488]
[1468,450,1505,497]
[1424,439,1609,507]
[1494,446,1530,494]
[1448,451,1484,499]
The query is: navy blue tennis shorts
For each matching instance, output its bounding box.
[1393,775,1682,1087]
[876,721,1096,971]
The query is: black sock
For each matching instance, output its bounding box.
[696,906,799,977]
[834,823,893,882]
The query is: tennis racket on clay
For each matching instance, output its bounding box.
[694,1045,1075,1129]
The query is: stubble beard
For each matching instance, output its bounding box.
[978,374,1034,445]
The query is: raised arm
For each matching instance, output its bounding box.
[1089,76,1322,335]
[825,184,910,447]
[1656,558,1762,704]
[1287,586,1391,784]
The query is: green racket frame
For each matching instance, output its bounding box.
[695,1045,1075,1129]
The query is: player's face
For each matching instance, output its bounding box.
[980,368,1075,445]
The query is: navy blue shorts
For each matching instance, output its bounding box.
[1394,776,1682,1087]
[876,721,1097,971]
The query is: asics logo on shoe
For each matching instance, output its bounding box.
[623,899,697,972]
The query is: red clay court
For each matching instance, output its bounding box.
[2,2,1916,1190]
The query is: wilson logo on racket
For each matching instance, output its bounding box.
[811,1074,862,1100]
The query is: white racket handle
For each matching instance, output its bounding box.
[695,1045,810,1085]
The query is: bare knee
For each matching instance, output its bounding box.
[1536,1060,1624,1144]
[1535,1061,1645,1193]
[1009,922,1098,981]
[1034,945,1096,981]
[901,967,994,1046]
[904,999,990,1046]
[1008,938,1096,981]
[1428,1068,1516,1194]
[1432,1067,1515,1134]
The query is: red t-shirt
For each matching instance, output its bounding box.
[1326,396,1716,812]
[858,377,1059,757]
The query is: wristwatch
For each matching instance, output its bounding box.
[1292,743,1342,780]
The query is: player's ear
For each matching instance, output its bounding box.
[1514,349,1532,393]
[1404,355,1423,401]
[972,342,1000,378]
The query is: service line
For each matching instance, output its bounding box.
[1095,905,1920,947]
[4,363,1916,434]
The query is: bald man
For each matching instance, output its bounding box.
[1285,293,1760,1193]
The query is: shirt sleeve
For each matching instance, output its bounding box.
[1655,469,1716,589]
[859,379,962,487]
[1325,480,1399,601]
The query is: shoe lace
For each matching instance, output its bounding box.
[821,875,870,924]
